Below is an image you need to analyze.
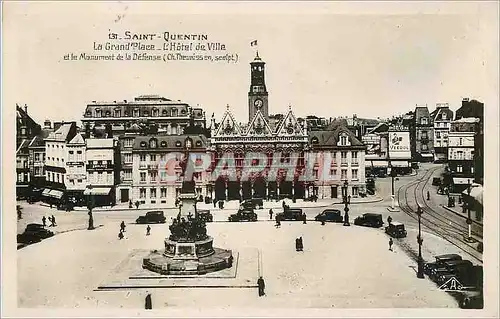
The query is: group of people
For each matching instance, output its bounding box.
[295,237,304,252]
[118,221,151,240]
[42,215,57,227]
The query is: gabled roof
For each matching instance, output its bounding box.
[132,134,208,151]
[275,108,304,136]
[309,120,365,148]
[246,110,273,136]
[68,133,85,145]
[214,106,242,136]
[368,122,389,134]
[16,139,30,154]
[46,122,75,142]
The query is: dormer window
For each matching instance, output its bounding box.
[162,109,168,116]
[311,137,319,144]
[105,110,111,117]
[181,109,187,115]
[195,140,202,147]
[341,135,347,146]
[133,109,140,117]
[140,141,147,148]
[171,109,178,117]
[160,141,167,147]
[114,109,121,117]
[152,109,159,117]
[124,111,129,116]
[421,118,428,125]
[95,109,101,117]
[144,110,149,117]
[442,113,447,120]
[149,138,158,148]
[175,141,182,147]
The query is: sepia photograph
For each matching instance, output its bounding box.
[1,1,499,318]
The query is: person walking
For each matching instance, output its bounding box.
[135,201,140,209]
[275,214,281,228]
[269,209,273,220]
[145,293,152,309]
[302,213,307,224]
[298,237,304,252]
[387,215,393,225]
[51,215,57,227]
[129,200,133,209]
[120,221,126,232]
[146,225,151,236]
[389,237,394,251]
[257,277,265,296]
[295,238,300,251]
[118,230,124,240]
[42,216,47,227]
[17,206,22,220]
[427,190,430,200]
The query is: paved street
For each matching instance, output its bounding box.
[16,165,480,308]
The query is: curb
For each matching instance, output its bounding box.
[440,205,483,227]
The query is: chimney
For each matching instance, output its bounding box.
[24,104,28,114]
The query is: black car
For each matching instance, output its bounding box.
[424,254,462,275]
[228,209,258,222]
[136,211,167,224]
[431,259,473,282]
[240,198,264,210]
[432,177,441,186]
[385,222,407,238]
[315,209,343,223]
[354,213,384,228]
[197,209,213,222]
[17,223,54,245]
[277,208,305,221]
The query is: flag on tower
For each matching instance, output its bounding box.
[250,40,258,47]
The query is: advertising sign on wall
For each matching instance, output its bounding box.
[388,131,411,159]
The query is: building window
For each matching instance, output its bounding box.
[341,152,348,166]
[341,169,347,180]
[436,131,441,138]
[330,169,337,177]
[124,169,132,180]
[459,138,463,146]
[56,173,60,183]
[140,154,146,162]
[114,109,121,117]
[77,179,82,183]
[421,118,428,125]
[352,186,359,197]
[442,113,447,120]
[150,154,157,162]
[140,172,146,182]
[150,171,158,182]
[97,172,104,183]
[140,188,146,199]
[95,109,101,117]
[34,153,40,161]
[161,188,167,198]
[150,188,156,198]
[352,169,358,180]
[457,165,463,173]
[340,135,347,146]
[133,109,140,117]
[352,151,358,165]
[422,144,428,151]
[124,153,132,163]
[422,131,428,139]
[457,151,463,159]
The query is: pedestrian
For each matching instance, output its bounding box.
[47,216,53,227]
[129,200,133,209]
[17,206,22,220]
[118,230,124,240]
[269,209,273,220]
[302,213,307,224]
[42,216,47,227]
[321,218,326,226]
[257,276,265,296]
[213,198,217,208]
[51,215,56,227]
[298,237,304,251]
[120,221,126,232]
[387,216,393,225]
[135,200,140,209]
[295,238,300,251]
[145,293,152,309]
[427,190,430,200]
[389,237,394,251]
[50,203,53,209]
[275,214,281,228]
[146,225,151,236]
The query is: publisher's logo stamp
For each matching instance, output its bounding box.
[439,277,464,291]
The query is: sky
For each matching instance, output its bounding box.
[3,1,499,126]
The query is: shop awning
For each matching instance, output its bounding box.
[453,177,473,185]
[84,187,111,195]
[42,189,52,196]
[390,161,410,167]
[462,185,483,206]
[367,160,388,168]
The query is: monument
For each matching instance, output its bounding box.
[142,111,233,275]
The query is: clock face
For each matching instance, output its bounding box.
[254,99,263,109]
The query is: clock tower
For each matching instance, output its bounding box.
[248,52,269,122]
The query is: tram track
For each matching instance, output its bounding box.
[396,166,483,264]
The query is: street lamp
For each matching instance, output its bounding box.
[390,164,396,210]
[416,206,424,279]
[464,179,474,243]
[342,180,350,226]
[87,184,95,230]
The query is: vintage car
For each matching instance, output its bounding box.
[430,259,473,282]
[424,254,462,275]
[17,223,54,245]
[354,213,384,228]
[197,209,213,222]
[277,208,305,221]
[136,210,167,224]
[432,177,442,186]
[385,221,407,238]
[228,209,258,222]
[240,198,264,210]
[315,209,343,223]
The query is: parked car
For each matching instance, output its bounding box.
[17,223,54,245]
[277,208,305,221]
[385,221,407,238]
[354,213,383,228]
[240,198,264,210]
[315,209,343,223]
[430,259,473,282]
[424,254,462,275]
[432,177,441,186]
[197,209,213,222]
[228,209,258,222]
[136,210,167,224]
